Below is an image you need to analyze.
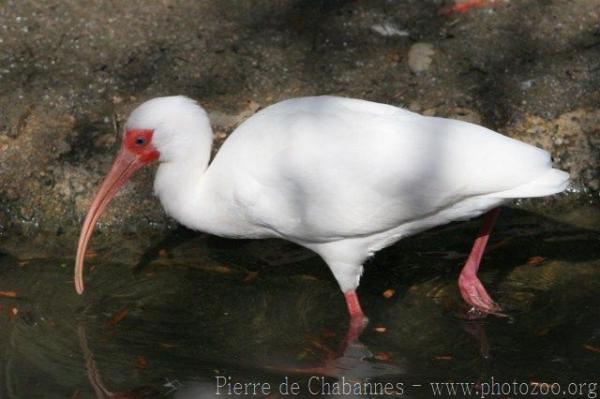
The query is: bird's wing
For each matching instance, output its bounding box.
[214,97,558,240]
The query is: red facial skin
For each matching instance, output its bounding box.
[74,129,159,294]
[123,129,160,163]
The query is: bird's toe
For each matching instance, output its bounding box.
[458,275,505,318]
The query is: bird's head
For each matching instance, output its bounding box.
[74,96,211,294]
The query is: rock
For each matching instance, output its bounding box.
[418,106,482,125]
[407,43,435,74]
[371,23,409,38]
[448,108,482,125]
[208,100,260,132]
[505,109,600,192]
[422,108,437,117]
[408,102,422,112]
[0,1,598,235]
[520,79,535,90]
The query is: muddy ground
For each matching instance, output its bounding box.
[0,0,598,236]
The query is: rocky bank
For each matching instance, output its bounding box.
[0,0,598,236]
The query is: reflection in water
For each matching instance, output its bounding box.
[78,324,158,398]
[0,206,597,397]
[267,317,403,378]
[461,320,491,360]
[263,317,403,383]
[170,318,405,399]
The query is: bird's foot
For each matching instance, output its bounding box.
[458,273,505,318]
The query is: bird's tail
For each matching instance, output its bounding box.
[488,168,570,198]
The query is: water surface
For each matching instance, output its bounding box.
[0,206,598,398]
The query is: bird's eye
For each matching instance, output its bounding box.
[135,136,146,146]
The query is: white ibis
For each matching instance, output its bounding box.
[75,96,569,327]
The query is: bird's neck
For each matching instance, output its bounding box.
[154,139,250,237]
[153,141,215,226]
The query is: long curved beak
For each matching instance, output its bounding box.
[74,148,144,294]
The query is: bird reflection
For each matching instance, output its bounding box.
[77,324,158,399]
[268,318,404,381]
[171,319,404,399]
[461,319,491,359]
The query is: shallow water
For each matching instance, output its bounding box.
[0,206,598,398]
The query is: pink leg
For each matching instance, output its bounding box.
[344,290,369,342]
[344,290,365,318]
[458,208,503,316]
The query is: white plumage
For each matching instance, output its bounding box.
[142,96,568,291]
[76,95,569,323]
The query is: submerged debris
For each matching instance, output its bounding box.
[527,256,546,266]
[582,344,600,354]
[106,308,129,328]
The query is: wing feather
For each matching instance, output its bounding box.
[212,96,562,240]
